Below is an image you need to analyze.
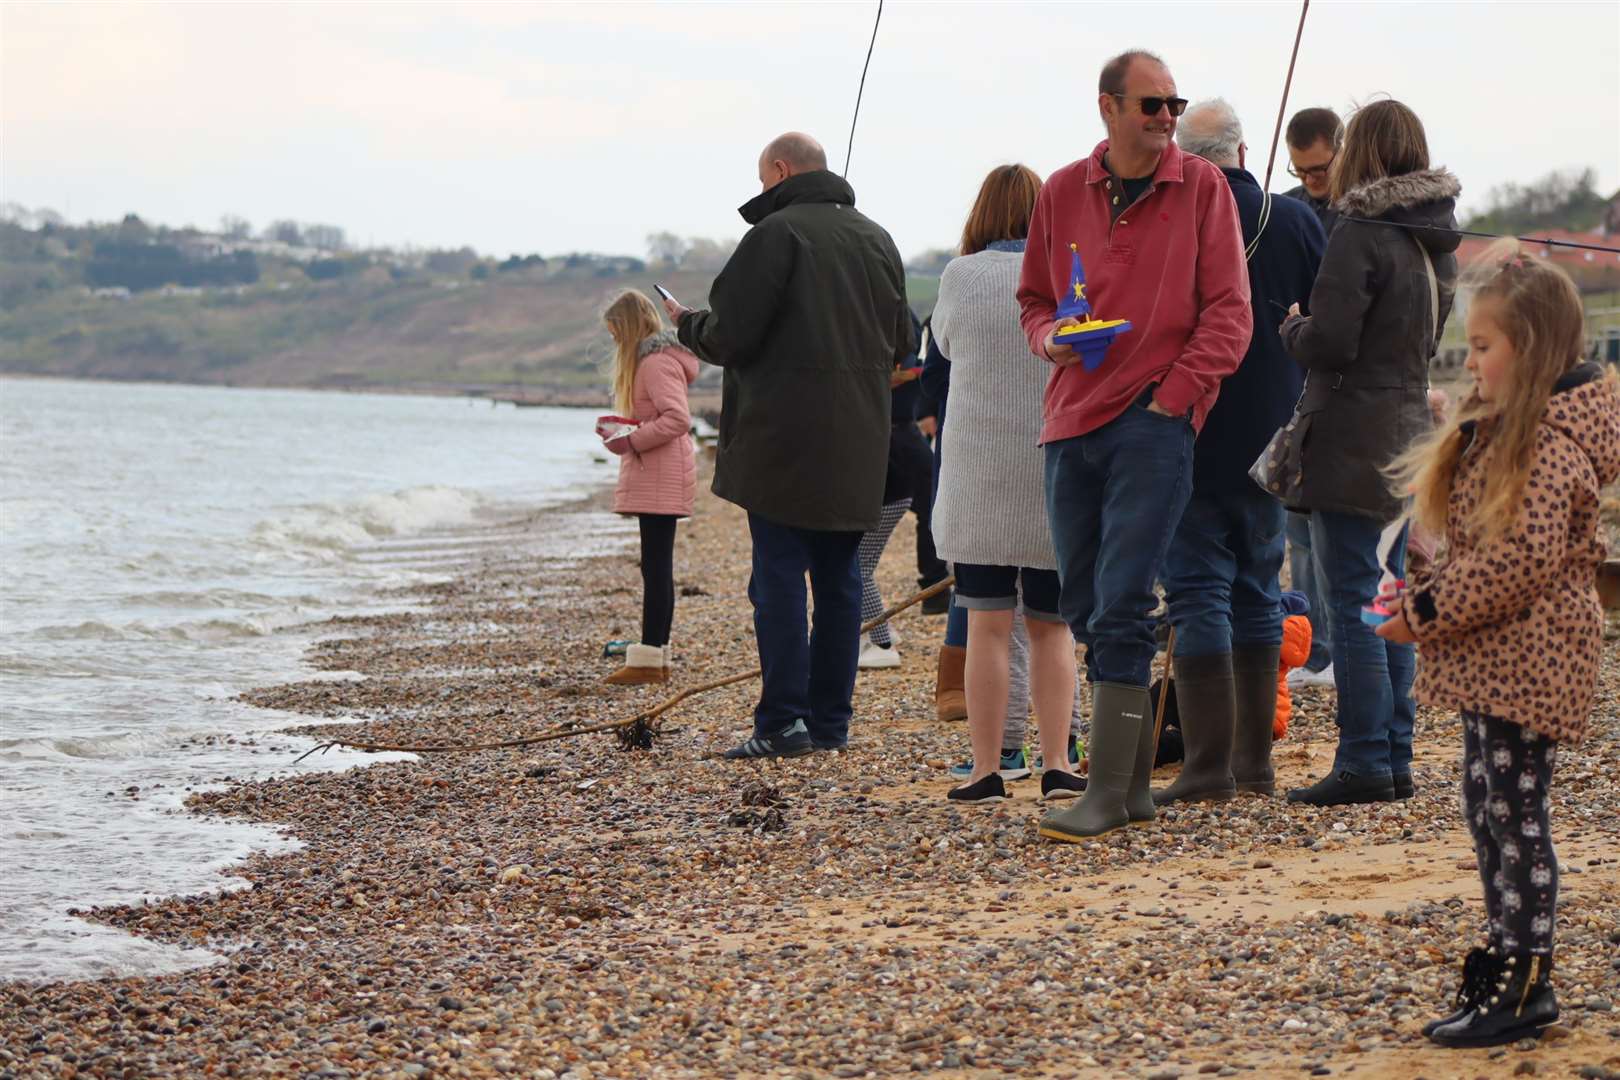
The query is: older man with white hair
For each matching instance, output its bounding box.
[1151,98,1327,805]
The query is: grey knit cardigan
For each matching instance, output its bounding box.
[931,246,1057,570]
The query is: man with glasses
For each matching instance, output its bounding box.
[1283,107,1343,234]
[1018,49,1251,840]
[1280,106,1344,688]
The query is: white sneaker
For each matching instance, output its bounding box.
[858,633,901,670]
[1288,663,1335,689]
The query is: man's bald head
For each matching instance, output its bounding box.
[758,132,828,192]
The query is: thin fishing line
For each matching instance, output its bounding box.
[844,0,883,178]
[1336,216,1620,256]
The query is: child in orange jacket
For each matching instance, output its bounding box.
[1275,590,1313,741]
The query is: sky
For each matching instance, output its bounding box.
[3,1,1618,263]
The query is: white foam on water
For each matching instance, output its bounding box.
[0,378,617,982]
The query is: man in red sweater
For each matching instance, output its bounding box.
[1020,49,1251,842]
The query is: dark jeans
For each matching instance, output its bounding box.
[892,421,948,587]
[746,512,862,746]
[637,514,678,647]
[1310,510,1416,779]
[1163,487,1286,658]
[1462,710,1558,955]
[1286,511,1333,670]
[1044,395,1194,686]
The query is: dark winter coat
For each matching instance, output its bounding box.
[1282,183,1339,236]
[1279,168,1462,522]
[1195,168,1325,494]
[677,170,914,532]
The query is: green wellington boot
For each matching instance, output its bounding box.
[1231,644,1282,794]
[1153,653,1237,806]
[1040,682,1148,842]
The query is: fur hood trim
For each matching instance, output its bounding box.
[636,331,683,361]
[1335,168,1461,217]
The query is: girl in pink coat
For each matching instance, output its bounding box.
[598,290,701,685]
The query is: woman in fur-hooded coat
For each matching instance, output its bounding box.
[1275,98,1461,804]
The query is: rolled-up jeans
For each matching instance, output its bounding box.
[1309,510,1416,779]
[1044,393,1195,687]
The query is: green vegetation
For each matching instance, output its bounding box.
[1464,168,1614,236]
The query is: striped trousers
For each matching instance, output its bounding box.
[857,498,912,647]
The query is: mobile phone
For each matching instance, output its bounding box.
[654,284,677,305]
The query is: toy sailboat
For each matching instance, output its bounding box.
[1051,244,1132,372]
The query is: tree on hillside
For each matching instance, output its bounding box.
[305,224,346,251]
[646,231,689,268]
[425,247,480,275]
[1465,168,1612,235]
[220,215,252,240]
[906,248,955,276]
[683,237,737,271]
[264,220,304,246]
[118,214,153,244]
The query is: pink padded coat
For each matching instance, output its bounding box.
[610,332,700,518]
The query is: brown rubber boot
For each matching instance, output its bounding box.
[1231,644,1282,794]
[936,645,968,722]
[603,643,669,686]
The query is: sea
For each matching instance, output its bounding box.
[0,377,628,983]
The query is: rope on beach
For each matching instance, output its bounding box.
[291,576,955,762]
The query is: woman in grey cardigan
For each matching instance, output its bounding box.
[934,165,1084,804]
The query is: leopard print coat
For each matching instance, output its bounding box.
[1407,364,1620,743]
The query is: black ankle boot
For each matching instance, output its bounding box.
[1430,952,1559,1047]
[1286,769,1396,806]
[1422,946,1500,1037]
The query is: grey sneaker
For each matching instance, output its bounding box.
[722,719,814,760]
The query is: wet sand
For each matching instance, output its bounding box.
[3,468,1619,1080]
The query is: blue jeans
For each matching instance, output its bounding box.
[1286,511,1333,670]
[1044,396,1194,687]
[1163,487,1286,658]
[1309,510,1417,779]
[746,512,863,747]
[945,595,968,647]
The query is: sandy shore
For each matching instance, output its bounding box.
[3,468,1619,1080]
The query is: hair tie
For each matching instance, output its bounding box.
[1499,253,1528,274]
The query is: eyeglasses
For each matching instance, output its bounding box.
[1112,93,1189,118]
[1287,158,1335,180]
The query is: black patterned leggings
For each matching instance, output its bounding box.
[1461,710,1558,955]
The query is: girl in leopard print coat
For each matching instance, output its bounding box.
[1377,243,1620,1048]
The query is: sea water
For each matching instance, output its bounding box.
[0,377,629,982]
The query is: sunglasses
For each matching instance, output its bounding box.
[1112,93,1189,118]
[1287,158,1335,180]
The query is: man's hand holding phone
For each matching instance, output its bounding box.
[655,284,692,326]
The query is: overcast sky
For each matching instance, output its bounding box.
[4,1,1617,262]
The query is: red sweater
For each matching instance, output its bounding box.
[1017,140,1252,443]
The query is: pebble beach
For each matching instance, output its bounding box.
[4,465,1619,1080]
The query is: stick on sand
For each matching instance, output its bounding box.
[293,576,956,762]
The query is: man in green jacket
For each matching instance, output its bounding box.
[664,131,914,758]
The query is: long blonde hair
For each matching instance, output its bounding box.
[1391,240,1588,541]
[603,290,664,416]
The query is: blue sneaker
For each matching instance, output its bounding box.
[1034,736,1084,774]
[722,719,814,760]
[948,747,1031,781]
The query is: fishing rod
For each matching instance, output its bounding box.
[1263,0,1311,191]
[843,0,883,178]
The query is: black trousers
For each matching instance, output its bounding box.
[637,514,678,648]
[1461,710,1558,955]
[890,422,947,587]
